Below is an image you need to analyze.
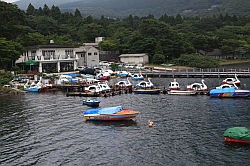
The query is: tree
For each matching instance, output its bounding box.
[43,4,50,16]
[0,38,23,70]
[74,8,82,18]
[26,3,35,15]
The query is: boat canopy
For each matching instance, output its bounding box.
[84,106,122,115]
[224,127,250,140]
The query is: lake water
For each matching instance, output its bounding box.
[0,78,250,166]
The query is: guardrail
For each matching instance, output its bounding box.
[140,68,250,78]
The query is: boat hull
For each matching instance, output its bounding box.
[224,137,250,144]
[210,91,250,98]
[167,90,197,95]
[83,100,100,107]
[84,109,139,121]
[24,87,40,92]
[134,89,161,94]
[84,114,138,121]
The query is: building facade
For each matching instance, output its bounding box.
[119,53,149,64]
[75,46,99,67]
[16,44,99,73]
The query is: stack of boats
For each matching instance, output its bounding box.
[209,74,250,98]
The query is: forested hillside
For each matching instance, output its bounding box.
[0,1,250,70]
[14,0,250,18]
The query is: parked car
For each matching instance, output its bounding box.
[99,61,109,66]
[77,66,85,71]
[79,67,96,75]
[136,64,145,70]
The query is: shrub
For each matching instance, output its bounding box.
[173,54,219,68]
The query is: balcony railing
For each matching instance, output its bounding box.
[27,54,78,61]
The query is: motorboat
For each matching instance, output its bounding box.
[114,77,132,89]
[83,106,139,121]
[210,84,250,98]
[186,79,208,94]
[135,78,154,89]
[224,127,250,144]
[131,73,144,80]
[168,79,180,90]
[83,99,100,107]
[222,74,240,86]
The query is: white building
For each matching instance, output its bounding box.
[119,53,149,64]
[16,43,99,73]
[75,46,99,67]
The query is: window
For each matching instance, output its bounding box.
[65,49,74,58]
[42,50,55,60]
[31,50,36,60]
[88,53,92,56]
[94,52,98,55]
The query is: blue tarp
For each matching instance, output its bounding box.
[210,87,236,94]
[84,106,122,115]
[65,73,80,77]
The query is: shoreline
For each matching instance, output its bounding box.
[220,60,250,66]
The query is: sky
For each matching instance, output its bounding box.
[1,0,18,3]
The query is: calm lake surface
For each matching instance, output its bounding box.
[1,78,250,166]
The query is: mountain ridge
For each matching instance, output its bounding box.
[14,0,250,17]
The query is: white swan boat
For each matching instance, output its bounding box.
[222,74,240,86]
[135,78,154,89]
[186,79,208,94]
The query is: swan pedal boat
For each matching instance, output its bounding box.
[83,106,139,121]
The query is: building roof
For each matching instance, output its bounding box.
[26,44,78,50]
[119,53,148,57]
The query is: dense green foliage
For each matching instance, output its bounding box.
[0,1,250,71]
[173,54,220,68]
[0,72,13,85]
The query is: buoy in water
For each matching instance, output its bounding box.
[148,120,154,127]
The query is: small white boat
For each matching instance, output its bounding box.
[131,73,144,80]
[115,77,132,89]
[135,78,154,89]
[186,79,208,94]
[85,85,102,93]
[24,79,43,92]
[98,82,111,92]
[222,74,240,86]
[117,71,130,77]
[168,79,180,90]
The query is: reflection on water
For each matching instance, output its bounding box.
[85,120,138,127]
[0,78,250,165]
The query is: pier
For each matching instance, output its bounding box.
[141,68,250,78]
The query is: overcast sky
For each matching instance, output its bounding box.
[1,0,18,3]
